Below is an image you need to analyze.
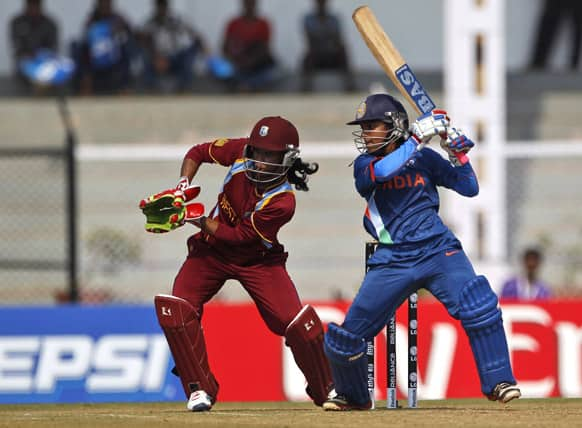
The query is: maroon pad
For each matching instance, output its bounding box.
[154,294,219,400]
[285,305,333,406]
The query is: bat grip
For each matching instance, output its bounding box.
[454,152,470,165]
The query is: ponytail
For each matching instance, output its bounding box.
[287,158,319,192]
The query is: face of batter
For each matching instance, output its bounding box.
[360,121,395,155]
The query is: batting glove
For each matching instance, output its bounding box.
[411,109,450,144]
[440,127,474,166]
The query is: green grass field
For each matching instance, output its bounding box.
[1,399,580,428]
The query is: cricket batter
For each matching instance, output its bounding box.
[323,94,521,410]
[140,116,333,411]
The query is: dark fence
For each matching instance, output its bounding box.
[0,102,78,304]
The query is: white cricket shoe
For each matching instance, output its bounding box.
[488,382,521,404]
[187,390,213,412]
[323,391,372,411]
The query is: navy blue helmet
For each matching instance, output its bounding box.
[347,94,410,154]
[347,93,409,127]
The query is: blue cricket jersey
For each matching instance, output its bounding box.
[354,137,479,260]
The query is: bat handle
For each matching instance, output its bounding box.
[455,152,470,164]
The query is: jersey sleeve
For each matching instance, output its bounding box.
[372,138,418,182]
[213,192,295,245]
[185,138,247,166]
[353,137,418,197]
[250,192,295,245]
[427,149,479,196]
[353,154,377,198]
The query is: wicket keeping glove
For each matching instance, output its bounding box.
[440,127,474,166]
[411,109,450,145]
[139,184,204,233]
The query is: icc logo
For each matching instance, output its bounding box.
[259,126,269,136]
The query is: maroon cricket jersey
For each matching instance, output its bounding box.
[185,138,295,265]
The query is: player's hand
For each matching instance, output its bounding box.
[180,200,205,225]
[445,127,474,153]
[139,188,183,233]
[411,109,450,145]
[175,176,190,191]
[174,181,205,226]
[440,127,473,166]
[139,185,204,233]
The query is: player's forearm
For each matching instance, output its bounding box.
[450,163,479,197]
[180,158,200,183]
[195,216,218,235]
[211,222,260,244]
[192,215,247,242]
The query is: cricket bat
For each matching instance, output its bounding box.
[352,5,436,115]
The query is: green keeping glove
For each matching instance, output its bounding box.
[139,189,185,233]
[139,186,204,233]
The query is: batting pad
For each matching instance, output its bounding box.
[285,305,333,406]
[324,323,370,406]
[458,276,516,395]
[154,294,219,400]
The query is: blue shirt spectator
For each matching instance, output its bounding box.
[10,0,58,89]
[139,0,207,93]
[500,248,552,300]
[301,0,354,92]
[73,0,133,95]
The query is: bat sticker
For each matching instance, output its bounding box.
[395,65,436,114]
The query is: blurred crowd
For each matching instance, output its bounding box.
[9,0,356,95]
[529,0,582,71]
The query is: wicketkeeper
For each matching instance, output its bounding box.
[140,116,333,411]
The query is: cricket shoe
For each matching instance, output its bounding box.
[306,383,336,406]
[488,382,521,404]
[187,390,213,412]
[322,393,372,411]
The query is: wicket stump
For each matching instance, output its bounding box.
[365,242,418,409]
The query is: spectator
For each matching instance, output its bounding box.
[74,0,133,95]
[529,0,582,71]
[500,247,552,300]
[222,0,277,92]
[9,0,58,90]
[139,0,207,93]
[301,0,355,92]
